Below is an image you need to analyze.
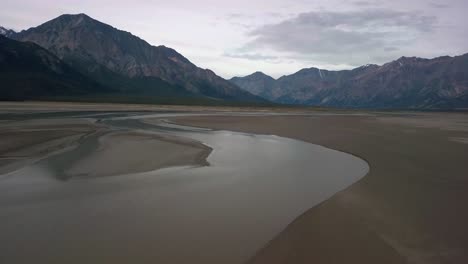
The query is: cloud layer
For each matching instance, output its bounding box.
[240,8,438,66]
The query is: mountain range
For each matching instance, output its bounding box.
[1,14,468,108]
[1,14,265,104]
[230,55,468,108]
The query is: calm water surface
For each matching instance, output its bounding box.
[0,112,369,264]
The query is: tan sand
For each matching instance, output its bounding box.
[173,113,468,264]
[0,100,325,113]
[66,131,211,178]
[1,102,468,263]
[450,137,468,144]
[0,119,99,175]
[377,112,468,132]
[0,116,211,178]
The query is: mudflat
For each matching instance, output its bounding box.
[66,131,210,178]
[1,102,467,264]
[0,103,369,264]
[0,112,211,179]
[174,112,468,264]
[0,118,99,175]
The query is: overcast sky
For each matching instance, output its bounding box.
[1,0,467,78]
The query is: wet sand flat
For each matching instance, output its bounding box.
[0,117,212,179]
[174,112,468,264]
[1,102,467,264]
[0,119,99,175]
[0,107,369,264]
[66,131,211,178]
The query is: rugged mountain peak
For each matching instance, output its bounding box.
[14,13,200,76]
[58,13,92,20]
[237,71,275,80]
[251,71,269,77]
[379,56,417,70]
[23,13,127,38]
[296,67,317,74]
[230,71,279,99]
[358,64,379,69]
[295,67,327,74]
[49,13,96,27]
[15,14,195,75]
[0,26,16,37]
[393,56,428,66]
[12,14,264,103]
[289,67,329,80]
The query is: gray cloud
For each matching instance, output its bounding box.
[226,13,255,20]
[353,1,379,6]
[384,47,399,52]
[241,8,438,66]
[428,2,450,8]
[223,52,278,61]
[222,11,291,30]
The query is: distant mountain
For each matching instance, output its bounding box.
[230,55,468,108]
[0,35,106,100]
[0,27,16,38]
[10,14,265,103]
[230,72,279,100]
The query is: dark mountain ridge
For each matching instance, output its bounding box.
[0,27,16,38]
[230,54,468,108]
[8,14,265,103]
[229,71,279,99]
[0,35,106,100]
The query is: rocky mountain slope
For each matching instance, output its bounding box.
[231,55,468,108]
[9,14,264,103]
[230,72,279,100]
[0,27,16,38]
[0,35,106,100]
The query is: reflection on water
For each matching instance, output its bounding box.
[0,112,368,264]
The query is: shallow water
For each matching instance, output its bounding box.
[0,112,369,264]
